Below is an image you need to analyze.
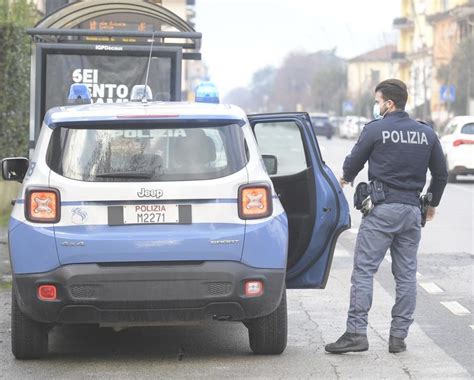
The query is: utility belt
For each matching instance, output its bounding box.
[353,180,385,217]
[354,180,431,226]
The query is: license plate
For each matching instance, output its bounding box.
[124,204,179,224]
[108,204,192,226]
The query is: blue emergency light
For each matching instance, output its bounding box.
[195,81,220,104]
[68,83,92,105]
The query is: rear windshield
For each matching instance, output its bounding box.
[461,123,474,135]
[47,121,247,182]
[311,117,329,126]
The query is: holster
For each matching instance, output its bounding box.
[419,192,433,227]
[369,180,386,204]
[354,182,370,210]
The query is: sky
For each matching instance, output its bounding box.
[195,0,401,96]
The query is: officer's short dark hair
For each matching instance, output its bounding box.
[375,79,408,110]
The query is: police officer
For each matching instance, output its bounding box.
[325,79,448,354]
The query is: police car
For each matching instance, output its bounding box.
[1,84,350,359]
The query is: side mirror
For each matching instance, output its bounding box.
[262,154,278,175]
[1,158,29,182]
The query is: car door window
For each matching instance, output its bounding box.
[254,121,308,176]
[461,123,474,135]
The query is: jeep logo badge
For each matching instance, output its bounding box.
[137,188,164,199]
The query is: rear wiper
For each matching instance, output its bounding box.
[95,172,154,179]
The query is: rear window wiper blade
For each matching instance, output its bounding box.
[95,172,154,179]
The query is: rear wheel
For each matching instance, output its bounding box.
[445,156,457,183]
[246,289,287,355]
[447,171,457,183]
[11,290,49,359]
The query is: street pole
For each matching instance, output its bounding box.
[410,0,430,120]
[467,53,471,115]
[422,53,429,120]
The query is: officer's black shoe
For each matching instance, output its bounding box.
[388,336,406,353]
[325,332,369,354]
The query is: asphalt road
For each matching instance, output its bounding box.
[0,136,473,379]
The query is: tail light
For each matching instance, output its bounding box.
[38,284,57,301]
[453,139,474,147]
[244,280,264,297]
[25,188,60,223]
[239,184,272,219]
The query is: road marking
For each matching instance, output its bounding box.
[440,301,471,316]
[419,282,444,294]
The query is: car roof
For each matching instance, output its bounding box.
[44,101,247,125]
[450,116,474,126]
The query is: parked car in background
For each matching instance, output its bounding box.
[339,116,369,139]
[329,116,345,136]
[440,116,474,182]
[309,113,334,139]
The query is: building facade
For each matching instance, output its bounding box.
[393,0,473,123]
[427,1,474,122]
[347,45,399,116]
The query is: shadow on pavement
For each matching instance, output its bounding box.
[48,322,253,360]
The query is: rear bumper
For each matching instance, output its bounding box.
[13,262,285,325]
[314,127,333,137]
[447,150,474,172]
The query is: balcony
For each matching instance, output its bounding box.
[393,17,414,29]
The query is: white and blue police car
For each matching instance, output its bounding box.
[1,84,349,359]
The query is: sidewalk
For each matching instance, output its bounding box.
[0,227,11,283]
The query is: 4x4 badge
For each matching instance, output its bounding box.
[137,188,164,199]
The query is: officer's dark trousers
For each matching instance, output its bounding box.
[346,203,422,339]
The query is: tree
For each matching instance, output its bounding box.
[438,35,474,116]
[272,51,316,111]
[0,0,38,157]
[249,65,276,112]
[223,87,254,112]
[224,49,347,114]
[311,63,347,115]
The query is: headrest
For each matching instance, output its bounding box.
[174,130,216,167]
[130,153,163,172]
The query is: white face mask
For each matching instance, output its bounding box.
[373,101,389,120]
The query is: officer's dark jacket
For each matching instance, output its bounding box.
[343,111,448,207]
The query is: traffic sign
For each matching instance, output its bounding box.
[343,100,354,113]
[440,85,456,103]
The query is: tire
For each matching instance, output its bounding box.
[11,290,49,359]
[445,156,457,183]
[447,171,457,183]
[246,289,287,355]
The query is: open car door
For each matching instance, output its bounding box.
[248,113,350,289]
